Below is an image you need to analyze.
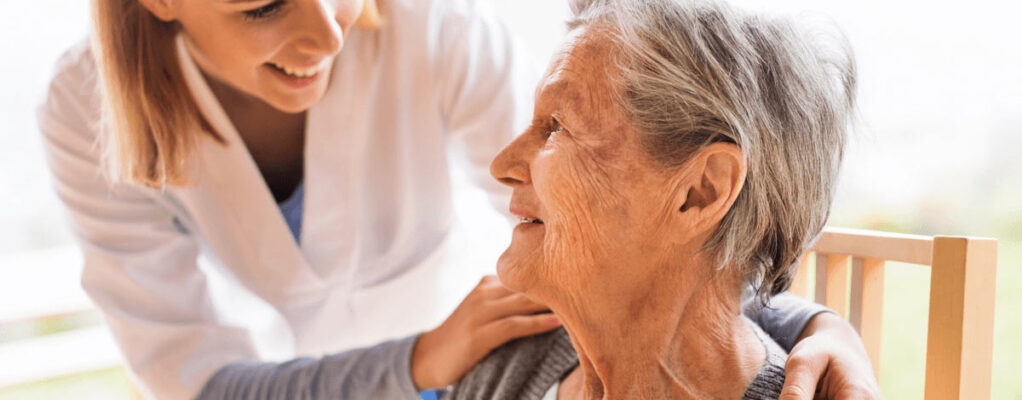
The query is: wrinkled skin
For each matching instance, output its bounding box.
[489,26,882,400]
[491,27,763,399]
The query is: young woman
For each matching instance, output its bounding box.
[38,0,880,399]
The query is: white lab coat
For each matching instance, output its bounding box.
[37,0,536,398]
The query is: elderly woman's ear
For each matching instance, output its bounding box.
[672,142,747,235]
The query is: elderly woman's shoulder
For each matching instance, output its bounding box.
[744,320,789,400]
[446,328,578,400]
[447,322,787,400]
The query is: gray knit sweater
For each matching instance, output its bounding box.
[196,294,819,399]
[445,319,787,400]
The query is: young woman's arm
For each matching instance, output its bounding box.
[197,337,423,399]
[38,44,263,400]
[196,274,558,399]
[744,291,831,352]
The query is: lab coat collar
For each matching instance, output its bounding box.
[169,35,327,302]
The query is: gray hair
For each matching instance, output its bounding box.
[568,0,856,302]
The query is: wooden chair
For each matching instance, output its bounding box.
[789,227,997,400]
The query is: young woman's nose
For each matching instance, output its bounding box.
[490,133,535,187]
[293,0,344,57]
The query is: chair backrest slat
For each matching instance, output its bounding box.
[848,257,885,375]
[813,227,933,265]
[802,228,996,399]
[789,256,813,299]
[814,253,852,317]
[924,236,997,400]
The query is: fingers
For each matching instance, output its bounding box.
[484,293,550,320]
[787,312,883,400]
[469,276,549,319]
[469,275,516,302]
[457,275,560,362]
[477,313,562,350]
[414,275,559,389]
[780,350,829,400]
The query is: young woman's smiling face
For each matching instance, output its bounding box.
[144,0,365,113]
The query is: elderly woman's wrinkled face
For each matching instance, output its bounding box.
[490,29,691,305]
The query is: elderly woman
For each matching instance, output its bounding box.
[445,0,858,398]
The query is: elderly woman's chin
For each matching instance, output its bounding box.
[495,232,547,295]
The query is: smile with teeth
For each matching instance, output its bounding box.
[519,217,544,224]
[267,60,328,78]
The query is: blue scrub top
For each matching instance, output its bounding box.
[277,182,444,399]
[278,180,305,243]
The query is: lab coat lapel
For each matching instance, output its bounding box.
[300,31,373,286]
[169,36,325,300]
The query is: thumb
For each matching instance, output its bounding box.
[780,353,826,400]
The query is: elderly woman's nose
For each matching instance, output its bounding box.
[294,1,344,56]
[490,138,532,186]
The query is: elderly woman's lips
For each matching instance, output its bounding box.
[510,207,543,224]
[513,220,544,234]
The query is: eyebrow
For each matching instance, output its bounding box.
[544,79,585,110]
[537,80,589,130]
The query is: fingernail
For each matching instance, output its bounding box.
[548,315,561,326]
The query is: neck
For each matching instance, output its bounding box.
[201,71,306,145]
[557,262,765,400]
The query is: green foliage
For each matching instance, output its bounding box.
[0,368,135,400]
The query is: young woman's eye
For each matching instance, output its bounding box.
[243,1,285,20]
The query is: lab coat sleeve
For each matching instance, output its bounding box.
[742,291,833,352]
[435,0,540,217]
[37,48,258,400]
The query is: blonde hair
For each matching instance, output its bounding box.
[90,0,383,187]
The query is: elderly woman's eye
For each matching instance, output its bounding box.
[548,118,564,136]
